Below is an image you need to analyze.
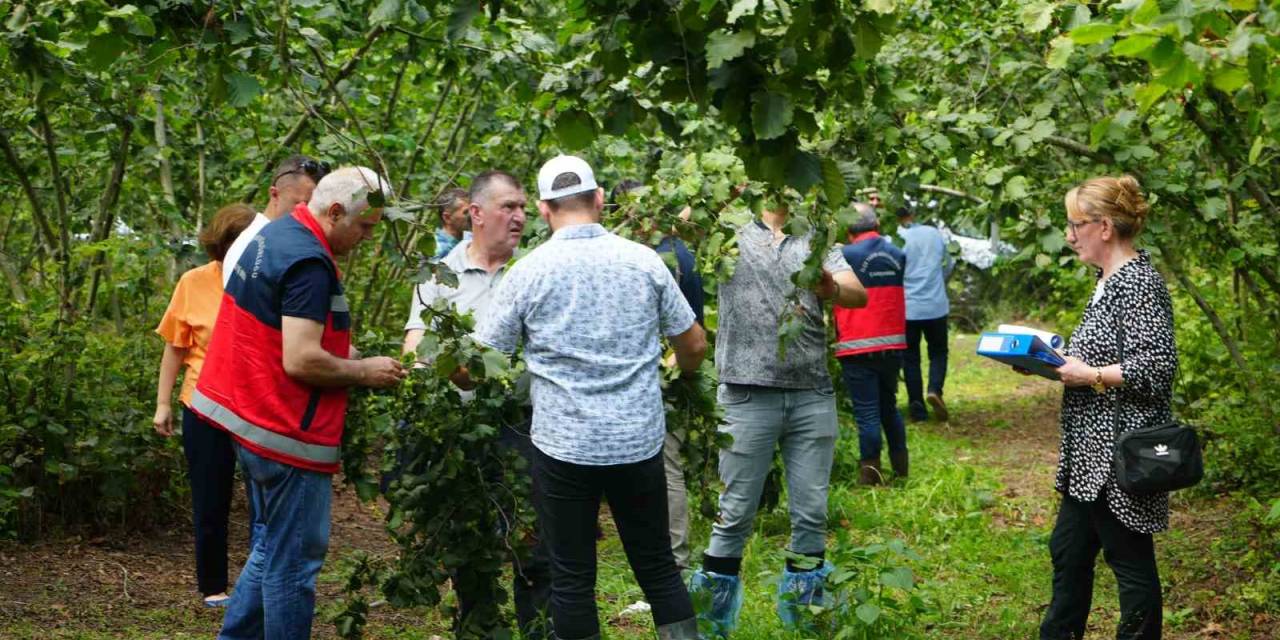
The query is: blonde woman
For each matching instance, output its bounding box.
[1040,176,1177,640]
[153,203,254,607]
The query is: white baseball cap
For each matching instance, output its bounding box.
[537,155,598,201]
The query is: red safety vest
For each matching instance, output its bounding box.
[834,231,908,358]
[192,204,351,473]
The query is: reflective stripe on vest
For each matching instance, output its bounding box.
[834,334,907,352]
[330,294,349,312]
[191,389,340,465]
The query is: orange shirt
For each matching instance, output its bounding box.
[155,261,224,406]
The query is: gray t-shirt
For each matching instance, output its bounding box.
[715,221,851,389]
[404,238,507,332]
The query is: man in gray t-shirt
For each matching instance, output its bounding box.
[690,205,866,636]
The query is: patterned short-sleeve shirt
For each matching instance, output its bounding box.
[1057,251,1178,534]
[474,223,697,466]
[715,221,852,389]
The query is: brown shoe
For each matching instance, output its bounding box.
[889,450,909,479]
[859,459,883,486]
[927,392,948,422]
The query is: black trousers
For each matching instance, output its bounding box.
[904,315,949,418]
[455,421,552,639]
[181,407,242,596]
[530,446,694,640]
[1040,493,1162,640]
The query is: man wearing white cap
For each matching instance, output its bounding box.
[474,155,707,640]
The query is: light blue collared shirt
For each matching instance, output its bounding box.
[474,223,696,466]
[897,222,953,321]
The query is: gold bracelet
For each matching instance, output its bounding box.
[1090,367,1106,394]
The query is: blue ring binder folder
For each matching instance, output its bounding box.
[976,331,1066,380]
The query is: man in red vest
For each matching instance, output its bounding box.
[833,202,910,485]
[194,166,406,640]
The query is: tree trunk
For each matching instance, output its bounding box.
[152,88,181,231]
[86,120,136,315]
[1155,241,1276,426]
[0,128,57,260]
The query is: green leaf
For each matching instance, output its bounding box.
[751,91,792,140]
[370,0,402,25]
[84,34,129,71]
[1153,53,1202,89]
[1266,498,1280,524]
[553,109,597,150]
[480,349,510,378]
[852,16,884,60]
[865,0,896,14]
[1248,136,1264,164]
[225,72,262,108]
[1041,228,1066,253]
[1020,2,1056,33]
[821,157,847,205]
[1112,34,1160,58]
[1133,83,1167,112]
[1027,119,1056,141]
[1069,23,1118,45]
[706,30,756,69]
[785,151,823,193]
[447,1,480,41]
[726,0,758,23]
[855,602,881,624]
[1005,175,1030,199]
[1046,36,1074,69]
[1210,67,1248,93]
[983,167,1004,186]
[106,5,156,37]
[1035,253,1053,268]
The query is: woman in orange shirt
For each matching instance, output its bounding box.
[153,203,254,607]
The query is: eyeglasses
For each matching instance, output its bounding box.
[1066,218,1098,234]
[272,159,330,186]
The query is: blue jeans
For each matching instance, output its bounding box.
[839,353,908,461]
[219,444,332,640]
[707,384,838,559]
[904,315,949,418]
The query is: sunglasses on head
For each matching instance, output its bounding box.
[273,159,330,185]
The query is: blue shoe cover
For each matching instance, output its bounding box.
[688,570,743,639]
[776,563,834,630]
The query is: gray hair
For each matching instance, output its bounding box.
[469,170,523,207]
[847,202,879,235]
[308,166,392,217]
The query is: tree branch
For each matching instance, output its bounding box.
[1154,240,1275,427]
[242,26,386,203]
[0,127,57,255]
[400,74,458,199]
[919,183,986,204]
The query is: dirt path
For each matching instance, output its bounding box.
[0,480,412,639]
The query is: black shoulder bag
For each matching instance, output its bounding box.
[1111,311,1204,495]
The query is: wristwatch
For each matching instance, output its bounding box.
[1091,367,1106,394]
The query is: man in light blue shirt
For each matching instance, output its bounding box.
[896,206,955,422]
[432,187,472,260]
[474,155,707,640]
